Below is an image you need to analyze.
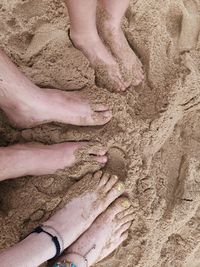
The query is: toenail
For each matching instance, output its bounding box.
[99,150,106,156]
[113,175,118,180]
[115,182,125,192]
[101,157,107,163]
[105,111,112,118]
[121,200,131,208]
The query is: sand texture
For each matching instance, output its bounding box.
[1,0,200,266]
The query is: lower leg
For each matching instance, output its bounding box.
[0,143,107,181]
[98,0,144,86]
[99,0,130,29]
[0,172,126,267]
[0,49,111,127]
[52,197,133,267]
[65,0,98,43]
[0,50,40,113]
[64,0,129,91]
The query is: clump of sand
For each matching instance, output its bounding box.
[1,0,200,266]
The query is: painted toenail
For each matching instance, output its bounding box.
[113,175,118,180]
[115,182,124,192]
[121,200,131,208]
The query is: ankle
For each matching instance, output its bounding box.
[69,30,100,50]
[102,19,121,33]
[0,82,39,112]
[0,145,37,179]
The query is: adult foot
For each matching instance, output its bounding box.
[52,197,134,267]
[0,142,108,180]
[0,50,112,128]
[69,31,130,92]
[43,171,126,249]
[2,88,112,128]
[98,17,144,88]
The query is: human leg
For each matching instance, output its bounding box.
[51,197,134,267]
[0,172,126,267]
[65,0,130,91]
[0,143,107,181]
[98,0,144,86]
[0,50,112,128]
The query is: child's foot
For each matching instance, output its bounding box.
[69,31,130,92]
[44,172,126,249]
[53,197,134,267]
[98,18,144,87]
[3,88,112,128]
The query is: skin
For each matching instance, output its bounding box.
[55,197,134,267]
[0,171,132,267]
[65,0,144,91]
[0,49,112,128]
[0,3,140,264]
[0,142,108,181]
[0,49,110,182]
[98,0,144,88]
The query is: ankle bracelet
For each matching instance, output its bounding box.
[53,253,88,267]
[53,245,96,267]
[31,225,64,260]
[42,224,64,251]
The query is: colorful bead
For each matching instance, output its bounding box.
[71,264,77,267]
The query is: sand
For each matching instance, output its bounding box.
[0,0,200,266]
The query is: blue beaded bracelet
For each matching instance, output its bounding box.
[53,262,76,267]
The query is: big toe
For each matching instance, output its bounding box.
[93,110,112,125]
[102,180,126,209]
[112,197,131,214]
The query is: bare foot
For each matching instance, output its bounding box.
[52,197,133,267]
[0,142,108,180]
[44,172,126,250]
[98,17,144,88]
[3,87,112,128]
[69,31,130,92]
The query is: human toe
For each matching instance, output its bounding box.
[103,184,126,209]
[99,173,111,187]
[88,145,107,156]
[115,221,132,237]
[94,104,110,112]
[108,197,131,219]
[104,174,119,192]
[93,110,112,125]
[89,155,108,164]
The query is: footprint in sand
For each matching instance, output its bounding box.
[106,147,127,180]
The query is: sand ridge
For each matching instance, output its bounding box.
[1,0,200,266]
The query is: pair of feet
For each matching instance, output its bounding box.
[45,171,133,267]
[70,14,144,92]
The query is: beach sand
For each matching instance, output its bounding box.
[1,0,200,266]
